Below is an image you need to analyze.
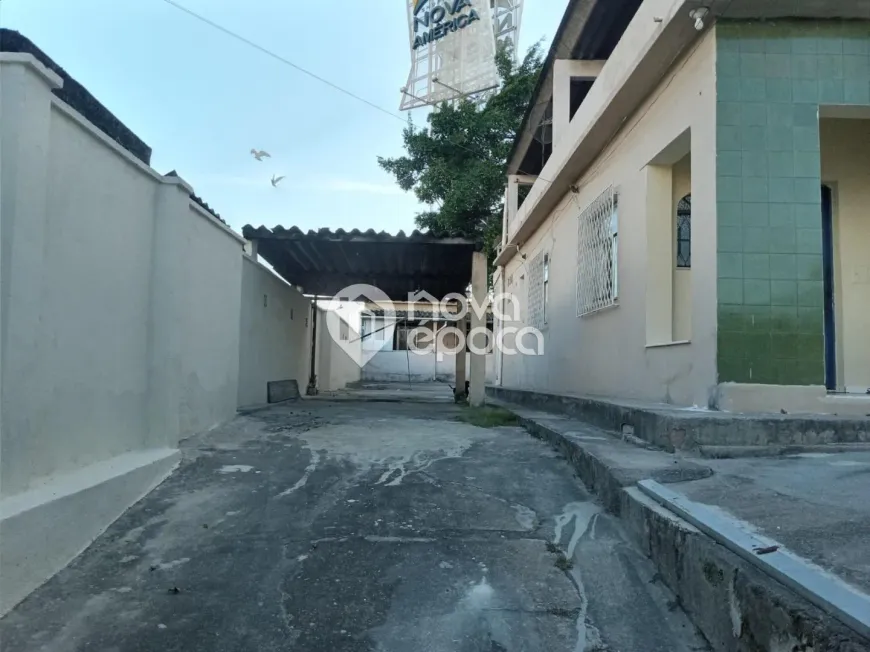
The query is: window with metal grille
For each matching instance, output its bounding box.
[576,186,619,316]
[676,194,691,268]
[543,253,549,324]
[527,251,546,329]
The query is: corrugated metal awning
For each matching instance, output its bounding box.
[242,226,479,301]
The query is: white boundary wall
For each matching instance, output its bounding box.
[0,54,245,615]
[237,257,313,407]
[0,52,368,616]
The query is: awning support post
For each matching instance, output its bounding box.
[469,251,487,407]
[307,301,318,396]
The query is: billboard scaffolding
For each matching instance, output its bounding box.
[400,0,522,110]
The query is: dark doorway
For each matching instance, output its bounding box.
[821,185,836,391]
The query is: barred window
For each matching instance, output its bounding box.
[576,186,619,316]
[527,251,546,329]
[676,194,691,268]
[543,253,550,324]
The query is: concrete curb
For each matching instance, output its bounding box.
[498,400,870,651]
[699,442,870,459]
[620,486,870,651]
[638,479,870,640]
[513,411,635,513]
[487,385,870,450]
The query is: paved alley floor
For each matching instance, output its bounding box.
[1,385,708,651]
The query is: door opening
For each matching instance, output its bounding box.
[821,184,836,391]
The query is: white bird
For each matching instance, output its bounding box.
[250,149,271,161]
[271,174,285,188]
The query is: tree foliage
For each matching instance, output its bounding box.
[378,44,544,265]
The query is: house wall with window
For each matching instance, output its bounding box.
[498,30,718,407]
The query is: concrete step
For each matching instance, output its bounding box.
[698,442,870,459]
[493,396,870,652]
[487,385,870,451]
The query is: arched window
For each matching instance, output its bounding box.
[676,194,691,268]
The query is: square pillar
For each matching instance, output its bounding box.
[454,315,466,398]
[644,164,675,345]
[469,251,487,407]
[147,177,193,448]
[553,59,606,146]
[506,175,537,239]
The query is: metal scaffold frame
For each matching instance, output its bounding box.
[400,0,523,110]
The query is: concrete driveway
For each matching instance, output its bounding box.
[1,385,707,651]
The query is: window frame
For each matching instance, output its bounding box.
[676,194,691,269]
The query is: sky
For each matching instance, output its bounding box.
[1,0,568,236]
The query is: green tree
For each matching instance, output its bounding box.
[378,44,544,266]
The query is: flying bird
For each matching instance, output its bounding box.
[250,149,271,161]
[271,175,285,188]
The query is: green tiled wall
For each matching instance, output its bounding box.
[716,21,870,385]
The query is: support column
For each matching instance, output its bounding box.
[643,164,675,345]
[307,302,318,395]
[469,251,487,407]
[147,177,192,448]
[454,315,466,399]
[552,59,606,146]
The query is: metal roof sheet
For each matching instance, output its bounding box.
[243,225,479,301]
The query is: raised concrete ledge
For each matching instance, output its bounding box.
[0,448,180,616]
[494,394,870,650]
[620,485,870,651]
[716,382,870,417]
[488,398,713,513]
[487,385,870,450]
[639,479,870,641]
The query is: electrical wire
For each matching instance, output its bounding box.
[156,0,558,186]
[158,0,736,257]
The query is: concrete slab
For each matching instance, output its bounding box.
[676,451,870,597]
[266,379,299,402]
[638,479,870,640]
[0,390,705,652]
[495,399,714,513]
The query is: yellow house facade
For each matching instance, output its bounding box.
[493,0,870,415]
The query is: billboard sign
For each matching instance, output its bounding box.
[400,0,500,110]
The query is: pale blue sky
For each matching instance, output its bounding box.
[2,0,567,235]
